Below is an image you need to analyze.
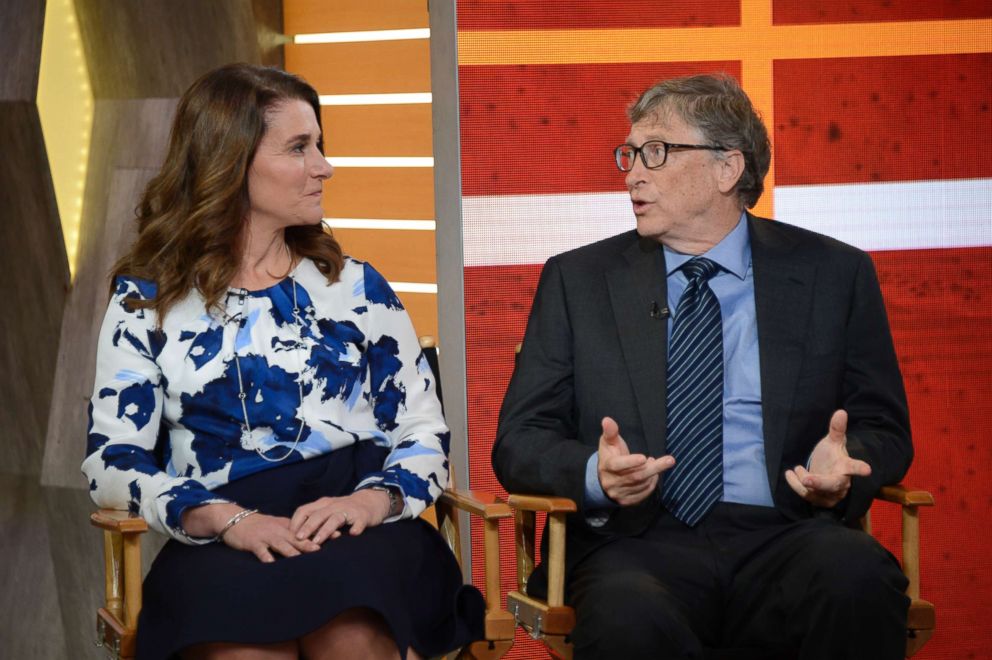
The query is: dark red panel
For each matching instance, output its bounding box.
[774,0,992,25]
[458,0,740,30]
[774,54,992,185]
[460,62,742,197]
[872,245,992,659]
[463,264,544,659]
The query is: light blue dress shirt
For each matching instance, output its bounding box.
[584,213,775,511]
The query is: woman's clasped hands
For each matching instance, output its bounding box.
[186,488,393,563]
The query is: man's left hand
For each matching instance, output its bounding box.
[785,409,871,509]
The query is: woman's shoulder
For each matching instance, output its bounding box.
[112,274,158,301]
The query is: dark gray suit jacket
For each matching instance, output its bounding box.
[492,215,912,588]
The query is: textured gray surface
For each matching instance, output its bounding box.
[1,2,272,657]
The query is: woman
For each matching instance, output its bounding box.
[82,63,484,660]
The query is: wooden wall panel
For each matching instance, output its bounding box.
[75,0,262,98]
[324,167,435,219]
[0,0,45,100]
[323,104,433,156]
[333,228,437,282]
[399,292,439,341]
[284,0,428,35]
[285,41,431,94]
[0,103,67,477]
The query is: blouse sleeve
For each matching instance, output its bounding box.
[352,263,450,519]
[81,277,231,544]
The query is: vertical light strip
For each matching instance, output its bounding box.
[37,0,93,279]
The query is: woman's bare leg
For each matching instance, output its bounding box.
[300,607,422,660]
[182,639,298,659]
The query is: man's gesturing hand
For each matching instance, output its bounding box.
[785,409,872,509]
[598,416,674,506]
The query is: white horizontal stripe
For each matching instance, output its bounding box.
[327,156,434,168]
[463,192,635,267]
[463,178,992,267]
[324,218,435,231]
[294,28,430,44]
[774,178,992,252]
[389,282,437,294]
[319,93,432,106]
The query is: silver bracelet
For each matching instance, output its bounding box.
[217,508,259,542]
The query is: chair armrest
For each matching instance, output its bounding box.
[90,509,147,655]
[870,483,935,603]
[506,494,577,513]
[91,509,149,533]
[438,488,512,520]
[875,484,935,507]
[505,494,576,609]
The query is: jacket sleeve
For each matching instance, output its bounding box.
[352,263,450,520]
[81,277,230,543]
[838,252,913,522]
[492,257,598,508]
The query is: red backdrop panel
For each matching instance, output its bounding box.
[458,0,741,30]
[459,61,741,196]
[774,53,992,185]
[774,0,992,25]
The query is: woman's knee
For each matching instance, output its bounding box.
[300,607,401,660]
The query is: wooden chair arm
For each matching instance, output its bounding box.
[90,509,147,657]
[867,484,935,604]
[437,488,512,520]
[506,494,578,513]
[876,484,935,507]
[505,494,576,610]
[91,509,150,533]
[434,491,516,644]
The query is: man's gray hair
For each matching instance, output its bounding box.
[628,73,771,209]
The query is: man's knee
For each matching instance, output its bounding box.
[804,528,908,604]
[570,571,703,660]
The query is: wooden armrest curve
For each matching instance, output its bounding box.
[876,484,935,507]
[437,489,512,519]
[507,494,577,513]
[91,509,149,533]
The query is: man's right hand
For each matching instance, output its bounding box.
[598,416,674,506]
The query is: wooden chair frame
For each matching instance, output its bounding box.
[505,484,935,659]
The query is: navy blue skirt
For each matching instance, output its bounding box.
[136,444,485,659]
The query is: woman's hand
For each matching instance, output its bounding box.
[182,503,320,563]
[221,512,321,563]
[290,489,393,544]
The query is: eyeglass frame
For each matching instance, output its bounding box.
[614,140,727,171]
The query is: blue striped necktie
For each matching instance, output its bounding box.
[662,257,724,527]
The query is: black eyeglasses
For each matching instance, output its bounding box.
[614,140,726,171]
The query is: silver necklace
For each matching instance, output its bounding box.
[229,275,306,463]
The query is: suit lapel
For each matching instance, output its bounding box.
[606,236,669,458]
[749,215,816,495]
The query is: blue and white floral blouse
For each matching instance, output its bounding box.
[83,257,450,544]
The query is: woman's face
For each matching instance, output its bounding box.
[246,99,333,232]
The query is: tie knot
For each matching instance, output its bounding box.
[682,257,720,283]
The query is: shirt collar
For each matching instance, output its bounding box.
[664,212,750,280]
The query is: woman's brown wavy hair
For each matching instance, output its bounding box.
[110,63,343,322]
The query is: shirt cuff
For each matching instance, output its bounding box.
[584,453,617,526]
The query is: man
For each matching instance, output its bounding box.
[493,74,912,659]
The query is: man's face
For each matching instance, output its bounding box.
[624,110,727,248]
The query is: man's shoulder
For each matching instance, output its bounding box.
[751,216,869,264]
[550,229,643,268]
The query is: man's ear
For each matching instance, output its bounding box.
[717,150,745,194]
